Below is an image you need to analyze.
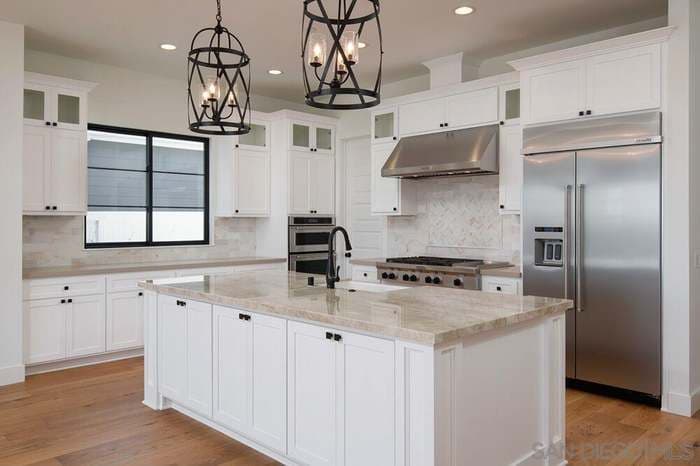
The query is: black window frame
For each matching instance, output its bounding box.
[84,123,210,249]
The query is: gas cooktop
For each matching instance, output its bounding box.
[385,256,487,267]
[378,256,509,290]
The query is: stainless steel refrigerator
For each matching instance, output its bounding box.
[522,112,662,397]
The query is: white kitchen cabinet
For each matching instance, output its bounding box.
[351,265,378,283]
[287,321,395,466]
[498,125,523,215]
[482,276,521,295]
[370,142,415,216]
[290,120,334,154]
[288,150,335,215]
[23,125,87,214]
[24,74,91,131]
[106,290,144,351]
[520,44,662,125]
[521,59,588,125]
[24,298,67,364]
[499,82,521,126]
[236,122,269,151]
[371,107,398,144]
[67,294,106,357]
[213,306,287,453]
[157,296,213,417]
[399,87,498,136]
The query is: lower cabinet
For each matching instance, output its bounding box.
[287,321,395,466]
[482,276,522,295]
[24,294,105,364]
[106,290,144,351]
[213,306,287,453]
[158,295,213,417]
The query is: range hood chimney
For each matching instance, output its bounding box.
[422,52,479,89]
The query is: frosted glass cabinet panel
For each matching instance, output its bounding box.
[24,88,46,122]
[292,123,311,149]
[238,123,267,149]
[371,107,398,144]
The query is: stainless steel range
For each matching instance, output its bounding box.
[377,256,509,290]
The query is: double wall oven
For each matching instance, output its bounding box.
[288,216,334,275]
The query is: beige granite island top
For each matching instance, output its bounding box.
[140,270,572,346]
[24,257,286,279]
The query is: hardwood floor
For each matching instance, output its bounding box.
[0,358,698,466]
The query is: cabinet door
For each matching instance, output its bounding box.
[338,332,395,466]
[371,107,398,144]
[498,126,523,214]
[521,60,587,125]
[499,82,521,126]
[288,321,339,466]
[249,313,287,453]
[66,294,106,358]
[234,149,270,216]
[446,87,499,129]
[586,44,661,117]
[23,125,51,212]
[315,124,334,154]
[24,299,67,364]
[213,306,251,433]
[185,300,213,417]
[23,84,52,127]
[158,295,188,403]
[310,155,335,215]
[50,129,86,213]
[291,122,313,150]
[371,142,399,214]
[237,122,269,151]
[399,98,446,136]
[106,290,144,351]
[54,88,85,131]
[289,151,312,214]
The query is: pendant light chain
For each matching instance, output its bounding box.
[216,0,222,24]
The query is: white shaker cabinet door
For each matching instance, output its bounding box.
[185,300,213,418]
[23,125,51,213]
[106,290,144,351]
[446,87,499,129]
[498,125,523,215]
[586,44,661,117]
[310,154,335,215]
[338,331,395,466]
[24,298,67,364]
[521,59,587,125]
[371,142,399,214]
[289,151,312,215]
[234,149,270,216]
[66,294,106,358]
[158,295,188,404]
[399,98,446,136]
[50,128,86,213]
[287,321,339,466]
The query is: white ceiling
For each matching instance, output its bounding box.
[1,0,666,103]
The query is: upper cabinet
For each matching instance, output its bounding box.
[288,150,335,216]
[290,120,334,154]
[499,82,521,126]
[371,107,398,144]
[498,125,523,215]
[370,142,416,216]
[236,122,269,151]
[22,73,95,215]
[516,39,666,125]
[398,87,498,137]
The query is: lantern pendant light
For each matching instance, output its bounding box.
[187,0,251,135]
[302,0,383,110]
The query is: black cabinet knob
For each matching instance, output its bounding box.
[393,136,397,140]
[402,274,410,281]
[392,207,397,212]
[61,299,66,304]
[52,122,57,127]
[586,110,592,115]
[410,275,418,282]
[363,272,368,277]
[496,286,502,291]
[333,333,342,342]
[444,122,449,127]
[235,144,239,148]
[138,292,143,296]
[52,206,57,210]
[439,123,444,128]
[326,332,333,340]
[388,273,396,280]
[45,206,50,210]
[499,205,505,209]
[235,209,239,213]
[433,277,442,285]
[64,285,69,291]
[424,276,433,284]
[67,298,73,303]
[45,121,51,126]
[578,111,585,116]
[344,252,352,258]
[454,278,463,287]
[500,121,505,126]
[381,272,389,279]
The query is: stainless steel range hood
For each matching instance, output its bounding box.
[381,124,499,178]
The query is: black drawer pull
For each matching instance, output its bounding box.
[64,285,69,291]
[325,332,333,340]
[67,298,73,303]
[60,299,66,304]
[496,286,502,292]
[333,333,342,342]
[138,292,143,297]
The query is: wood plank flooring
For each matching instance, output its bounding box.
[0,357,698,465]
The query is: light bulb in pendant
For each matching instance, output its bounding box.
[307,32,326,68]
[340,30,358,65]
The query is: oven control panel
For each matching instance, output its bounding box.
[379,269,479,290]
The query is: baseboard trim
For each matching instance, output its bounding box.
[25,349,143,376]
[0,364,25,386]
[663,390,695,417]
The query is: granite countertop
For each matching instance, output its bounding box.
[23,257,286,280]
[481,266,523,278]
[349,258,386,267]
[140,271,571,346]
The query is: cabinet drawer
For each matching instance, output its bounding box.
[24,275,106,300]
[352,266,378,283]
[482,277,520,295]
[107,270,177,293]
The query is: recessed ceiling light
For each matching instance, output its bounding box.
[358,41,367,49]
[454,6,474,15]
[160,43,177,51]
[268,69,283,75]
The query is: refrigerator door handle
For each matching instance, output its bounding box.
[564,185,572,299]
[576,183,584,312]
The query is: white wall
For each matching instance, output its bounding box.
[0,20,25,386]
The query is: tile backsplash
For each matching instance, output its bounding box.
[386,176,521,264]
[23,216,257,268]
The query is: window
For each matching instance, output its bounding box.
[85,124,209,248]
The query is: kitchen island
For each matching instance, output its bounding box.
[140,271,571,466]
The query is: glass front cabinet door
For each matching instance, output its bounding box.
[499,83,521,126]
[290,121,335,154]
[24,79,88,131]
[371,107,398,144]
[237,122,269,151]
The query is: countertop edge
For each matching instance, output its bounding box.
[480,266,523,278]
[23,257,287,280]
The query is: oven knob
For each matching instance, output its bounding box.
[381,272,389,279]
[388,273,397,280]
[410,275,418,282]
[402,274,410,281]
[424,276,433,284]
[453,278,463,287]
[433,277,442,285]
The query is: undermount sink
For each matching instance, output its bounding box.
[334,280,409,293]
